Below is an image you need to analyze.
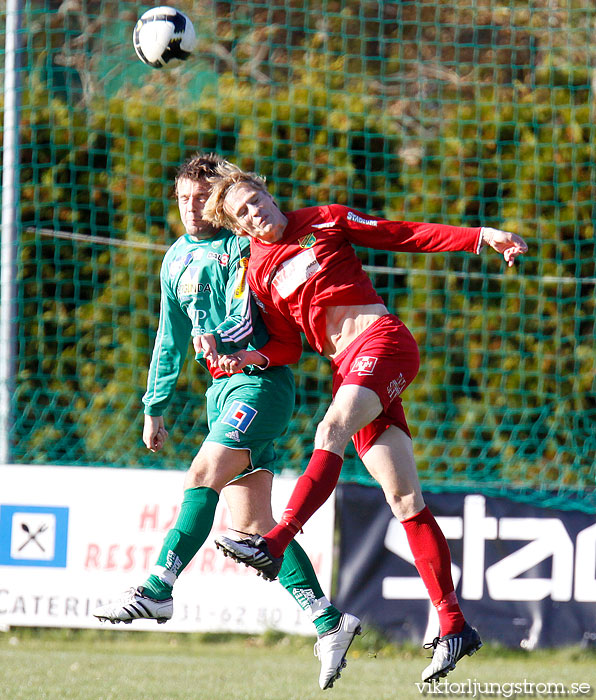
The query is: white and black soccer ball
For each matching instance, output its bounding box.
[133,6,197,68]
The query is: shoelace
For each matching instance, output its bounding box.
[423,636,441,652]
[313,618,342,659]
[423,635,456,663]
[122,587,139,601]
[227,528,253,537]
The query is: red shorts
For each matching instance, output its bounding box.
[330,314,420,458]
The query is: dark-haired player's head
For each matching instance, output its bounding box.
[174,152,237,240]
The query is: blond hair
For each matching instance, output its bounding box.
[203,164,269,231]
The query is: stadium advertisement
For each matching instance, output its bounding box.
[334,484,596,649]
[0,465,334,634]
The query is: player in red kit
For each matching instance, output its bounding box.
[201,163,528,682]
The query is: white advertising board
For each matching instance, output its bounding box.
[0,465,334,635]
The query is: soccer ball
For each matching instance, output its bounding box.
[133,6,197,68]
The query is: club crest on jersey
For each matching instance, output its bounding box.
[298,233,316,249]
[350,356,378,375]
[221,400,258,433]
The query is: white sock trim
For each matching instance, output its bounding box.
[310,596,332,621]
[151,566,177,587]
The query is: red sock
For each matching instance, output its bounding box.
[265,449,343,557]
[401,506,465,636]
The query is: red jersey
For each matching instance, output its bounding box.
[249,204,482,361]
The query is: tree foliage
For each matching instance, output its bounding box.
[7,0,595,511]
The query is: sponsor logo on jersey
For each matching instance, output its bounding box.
[221,401,258,433]
[169,249,203,276]
[347,211,378,227]
[179,281,213,295]
[225,430,241,443]
[350,355,378,375]
[178,265,213,296]
[207,251,229,266]
[190,309,208,335]
[387,373,407,400]
[312,221,335,229]
[271,249,321,299]
[297,233,316,249]
[234,257,249,298]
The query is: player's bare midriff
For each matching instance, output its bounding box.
[323,303,389,360]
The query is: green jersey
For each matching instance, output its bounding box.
[143,230,270,416]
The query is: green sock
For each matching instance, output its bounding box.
[143,486,219,600]
[278,539,342,635]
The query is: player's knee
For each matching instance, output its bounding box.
[187,453,219,488]
[314,416,352,453]
[386,490,425,521]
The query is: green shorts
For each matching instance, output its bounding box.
[204,365,295,476]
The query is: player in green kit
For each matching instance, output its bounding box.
[93,154,360,690]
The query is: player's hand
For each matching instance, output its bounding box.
[481,227,528,267]
[193,333,219,364]
[143,414,168,452]
[218,349,251,374]
[217,349,267,374]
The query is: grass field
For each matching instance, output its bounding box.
[1,627,595,700]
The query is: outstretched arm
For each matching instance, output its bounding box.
[329,204,528,264]
[480,227,528,267]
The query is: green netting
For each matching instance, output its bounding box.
[1,1,594,512]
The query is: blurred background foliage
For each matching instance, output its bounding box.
[2,0,594,511]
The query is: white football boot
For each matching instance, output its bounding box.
[314,613,362,690]
[421,623,482,682]
[93,586,173,624]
